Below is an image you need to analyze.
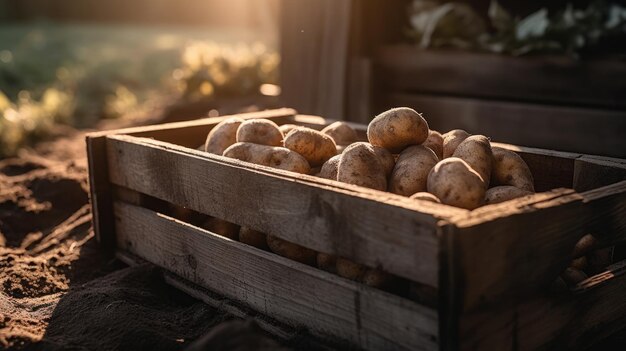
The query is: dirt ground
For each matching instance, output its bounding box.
[0,122,624,350]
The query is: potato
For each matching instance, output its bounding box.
[200,218,239,240]
[336,257,367,281]
[223,142,310,174]
[427,158,486,210]
[572,234,597,258]
[318,154,341,180]
[239,227,269,250]
[372,146,395,177]
[409,192,441,203]
[484,186,533,205]
[570,256,588,270]
[492,147,535,192]
[443,129,470,158]
[321,121,358,146]
[266,235,317,266]
[362,269,394,289]
[587,247,613,274]
[452,135,493,186]
[423,130,443,160]
[236,119,283,146]
[284,127,337,167]
[204,117,244,155]
[278,124,298,135]
[367,107,429,153]
[336,144,347,154]
[316,253,338,274]
[309,166,321,176]
[389,145,438,196]
[561,267,588,285]
[337,142,387,191]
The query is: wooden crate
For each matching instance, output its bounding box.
[87,108,626,350]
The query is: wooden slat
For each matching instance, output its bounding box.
[459,260,626,350]
[89,108,297,149]
[452,181,626,311]
[376,45,626,110]
[86,134,116,254]
[114,202,438,351]
[105,134,470,287]
[574,156,626,192]
[382,93,626,158]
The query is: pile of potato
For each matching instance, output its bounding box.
[201,106,539,288]
[205,107,536,210]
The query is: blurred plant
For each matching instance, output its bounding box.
[0,24,279,157]
[408,0,626,56]
[174,41,279,102]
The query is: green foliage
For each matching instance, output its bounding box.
[408,0,626,56]
[0,23,278,157]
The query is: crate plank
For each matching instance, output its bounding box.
[104,134,471,287]
[86,134,116,254]
[376,45,626,110]
[574,156,626,192]
[114,202,438,351]
[89,108,297,149]
[459,260,626,351]
[453,181,626,311]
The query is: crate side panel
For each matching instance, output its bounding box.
[105,136,441,287]
[454,181,626,311]
[114,202,438,351]
[86,134,116,253]
[459,261,626,350]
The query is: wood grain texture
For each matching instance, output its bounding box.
[90,108,297,149]
[104,134,471,287]
[459,259,626,351]
[85,134,116,254]
[114,202,438,351]
[382,93,626,158]
[280,0,352,120]
[452,181,626,311]
[376,45,626,110]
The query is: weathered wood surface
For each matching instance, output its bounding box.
[280,0,352,120]
[383,93,626,158]
[104,134,472,287]
[85,134,116,254]
[459,259,626,351]
[114,202,438,351]
[452,181,626,311]
[376,45,626,110]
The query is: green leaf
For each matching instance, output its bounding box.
[516,8,550,40]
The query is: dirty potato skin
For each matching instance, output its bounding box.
[278,124,299,135]
[284,127,337,167]
[266,235,317,266]
[367,107,429,153]
[223,142,310,174]
[318,154,341,180]
[372,146,395,177]
[427,158,486,210]
[362,269,395,289]
[200,218,240,240]
[409,192,441,203]
[492,147,535,192]
[443,129,470,158]
[239,227,269,250]
[389,145,438,196]
[204,117,244,155]
[452,135,493,186]
[485,186,533,205]
[337,142,387,191]
[321,121,358,146]
[236,119,284,146]
[422,130,443,160]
